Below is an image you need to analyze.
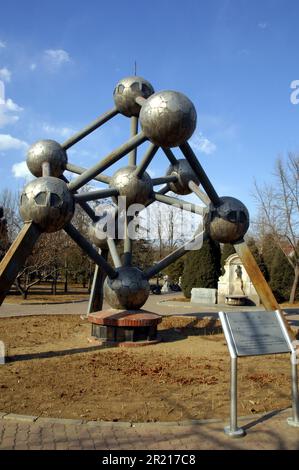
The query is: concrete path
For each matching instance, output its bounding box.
[0,409,298,450]
[1,294,298,333]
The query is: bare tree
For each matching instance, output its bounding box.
[0,188,22,242]
[253,153,299,303]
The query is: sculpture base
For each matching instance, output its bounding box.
[88,309,162,347]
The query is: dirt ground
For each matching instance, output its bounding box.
[0,315,293,422]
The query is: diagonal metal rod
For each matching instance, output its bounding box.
[74,188,118,202]
[77,201,98,222]
[66,163,111,184]
[123,214,134,267]
[87,248,108,314]
[153,192,206,216]
[61,107,119,150]
[163,148,177,165]
[128,116,139,166]
[68,132,147,192]
[135,96,146,107]
[180,142,221,206]
[152,175,178,186]
[134,143,159,177]
[0,222,41,305]
[188,180,210,206]
[233,239,294,338]
[61,175,98,222]
[107,238,122,268]
[143,230,207,279]
[141,184,170,212]
[64,223,118,279]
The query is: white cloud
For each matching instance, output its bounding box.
[258,22,268,29]
[30,63,37,71]
[0,134,28,151]
[190,133,217,155]
[12,161,32,180]
[5,98,23,113]
[0,41,6,49]
[44,49,71,67]
[0,87,24,128]
[42,123,76,138]
[0,68,11,83]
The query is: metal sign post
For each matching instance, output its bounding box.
[219,310,299,438]
[219,311,245,437]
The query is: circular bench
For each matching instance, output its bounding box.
[225,295,248,306]
[88,309,162,347]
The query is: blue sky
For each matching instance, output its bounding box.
[0,0,298,216]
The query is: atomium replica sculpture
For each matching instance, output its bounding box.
[0,75,286,342]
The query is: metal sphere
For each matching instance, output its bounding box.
[104,267,150,310]
[139,91,197,148]
[166,159,199,195]
[20,177,74,233]
[110,165,153,208]
[205,197,249,244]
[27,140,67,177]
[113,76,154,117]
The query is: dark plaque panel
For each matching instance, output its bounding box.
[225,311,291,356]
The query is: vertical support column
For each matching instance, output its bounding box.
[123,214,133,267]
[87,249,108,314]
[287,352,299,427]
[128,116,138,166]
[224,357,245,438]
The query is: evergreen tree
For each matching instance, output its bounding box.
[181,237,221,298]
[261,234,278,282]
[246,237,268,279]
[164,257,185,283]
[270,247,294,302]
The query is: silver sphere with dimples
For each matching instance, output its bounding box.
[205,196,249,244]
[139,90,197,148]
[20,177,74,233]
[113,76,154,117]
[104,266,150,310]
[27,140,67,177]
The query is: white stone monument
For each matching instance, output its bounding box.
[161,274,171,293]
[191,287,217,304]
[218,253,260,305]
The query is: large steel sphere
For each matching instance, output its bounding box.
[139,91,197,148]
[27,140,67,177]
[113,76,154,117]
[104,267,150,310]
[205,197,249,244]
[110,165,153,208]
[20,177,74,233]
[166,159,199,195]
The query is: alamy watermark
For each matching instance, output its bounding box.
[93,197,204,250]
[290,80,299,104]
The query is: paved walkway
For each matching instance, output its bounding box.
[1,294,298,332]
[0,409,298,450]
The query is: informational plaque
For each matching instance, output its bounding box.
[223,311,291,357]
[219,310,298,436]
